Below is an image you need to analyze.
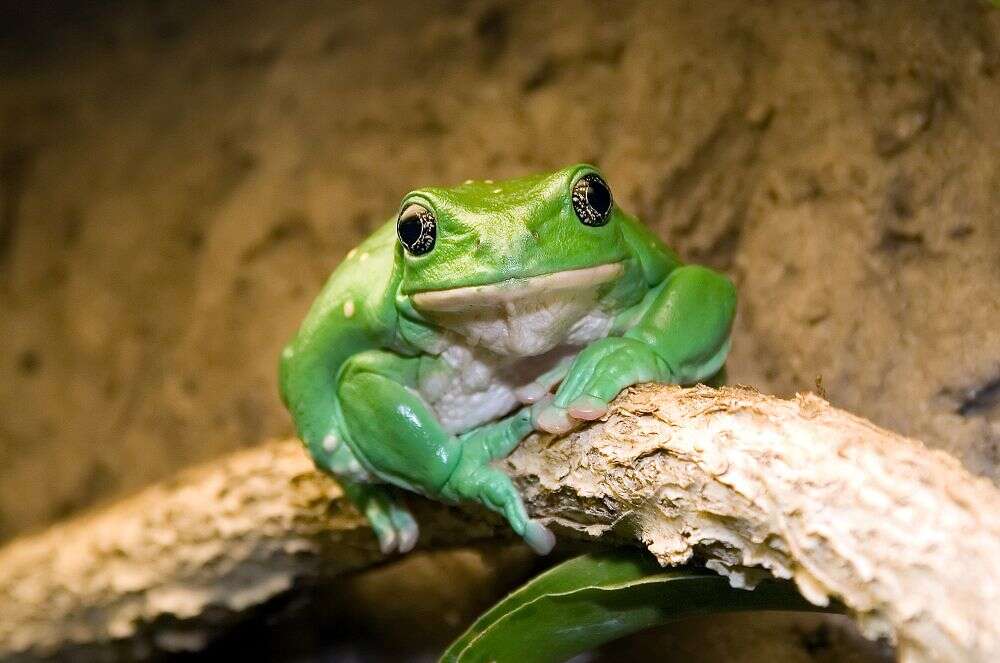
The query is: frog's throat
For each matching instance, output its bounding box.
[410,262,624,312]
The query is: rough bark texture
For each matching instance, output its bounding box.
[510,385,1000,663]
[1,385,996,663]
[0,435,508,662]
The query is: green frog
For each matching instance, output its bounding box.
[279,165,736,555]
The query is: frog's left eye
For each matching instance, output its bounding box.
[572,173,613,227]
[397,203,437,255]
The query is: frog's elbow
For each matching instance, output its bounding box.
[717,270,738,324]
[667,263,734,293]
[278,336,342,409]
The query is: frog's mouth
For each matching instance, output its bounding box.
[410,262,624,312]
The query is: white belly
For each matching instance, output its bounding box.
[417,306,615,434]
[410,263,627,433]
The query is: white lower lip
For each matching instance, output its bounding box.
[411,262,624,312]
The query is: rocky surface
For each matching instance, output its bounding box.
[0,0,997,659]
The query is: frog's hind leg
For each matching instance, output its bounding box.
[315,430,419,555]
[337,350,554,555]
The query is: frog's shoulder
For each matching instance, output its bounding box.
[334,218,402,308]
[618,214,681,286]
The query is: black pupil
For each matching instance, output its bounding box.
[572,174,613,226]
[397,204,435,254]
[585,179,611,215]
[398,215,423,246]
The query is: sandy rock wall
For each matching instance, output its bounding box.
[1,0,997,549]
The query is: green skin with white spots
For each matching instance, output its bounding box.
[279,164,736,555]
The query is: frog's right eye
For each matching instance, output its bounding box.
[571,173,613,227]
[397,203,436,255]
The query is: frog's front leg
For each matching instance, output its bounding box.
[338,350,554,554]
[537,265,736,434]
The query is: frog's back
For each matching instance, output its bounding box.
[287,219,402,369]
[320,219,400,325]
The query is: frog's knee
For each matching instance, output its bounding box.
[339,351,384,384]
[335,354,399,414]
[336,361,460,496]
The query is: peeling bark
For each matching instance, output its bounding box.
[1,385,997,662]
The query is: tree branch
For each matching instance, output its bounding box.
[1,384,997,662]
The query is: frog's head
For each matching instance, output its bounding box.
[395,164,631,318]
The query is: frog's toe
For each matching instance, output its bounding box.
[358,488,418,555]
[372,521,399,555]
[567,395,609,421]
[523,520,556,555]
[515,381,549,404]
[534,397,577,434]
[536,407,575,434]
[516,356,574,404]
[392,509,420,553]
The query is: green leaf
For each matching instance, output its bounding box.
[441,549,840,663]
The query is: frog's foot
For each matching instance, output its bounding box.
[442,415,556,555]
[345,483,419,554]
[443,462,555,554]
[536,337,671,435]
[316,433,418,554]
[515,356,574,404]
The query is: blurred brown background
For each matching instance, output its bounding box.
[0,0,998,660]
